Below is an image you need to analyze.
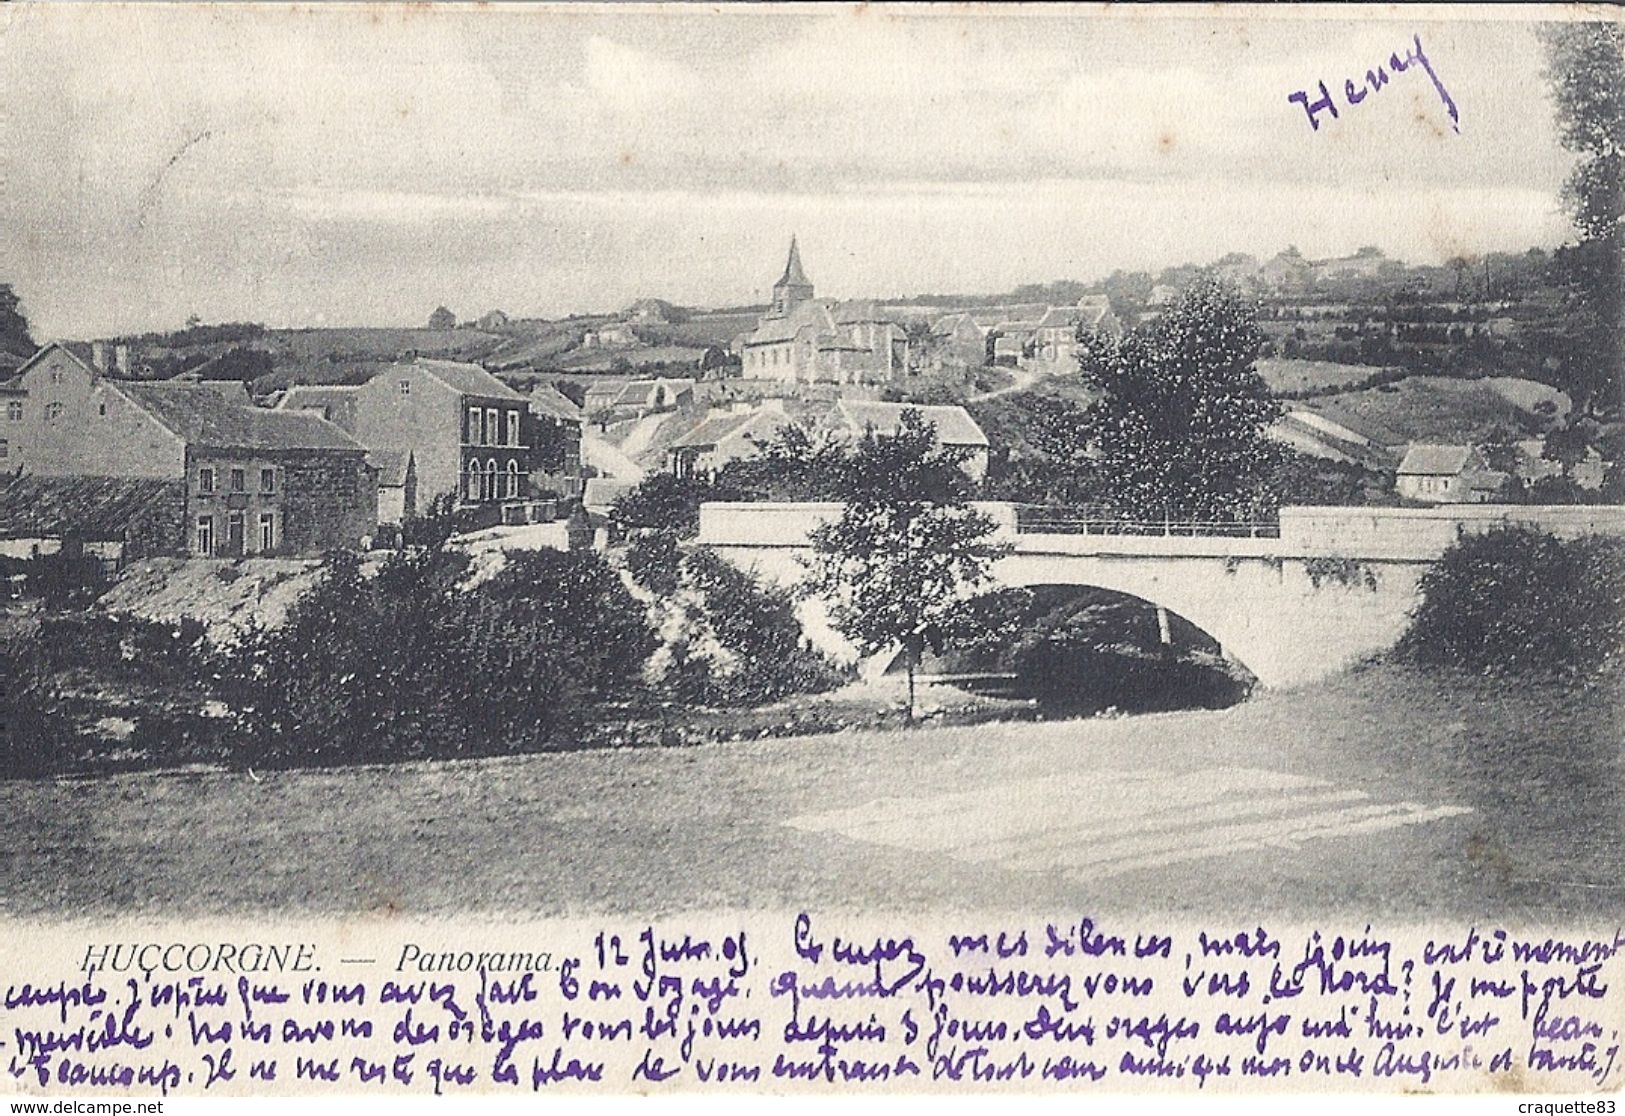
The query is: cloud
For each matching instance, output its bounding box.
[0,5,1580,335]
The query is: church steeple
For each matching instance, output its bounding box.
[771,236,814,316]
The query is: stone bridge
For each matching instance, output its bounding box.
[696,501,1625,688]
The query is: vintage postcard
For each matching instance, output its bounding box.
[0,1,1621,1102]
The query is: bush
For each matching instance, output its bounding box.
[0,552,107,608]
[644,548,846,707]
[36,613,207,685]
[0,636,68,778]
[216,543,657,766]
[682,550,845,703]
[626,530,682,597]
[1396,527,1625,676]
[612,473,718,537]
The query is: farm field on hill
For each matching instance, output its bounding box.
[1255,358,1386,395]
[2,664,1616,924]
[1303,375,1561,445]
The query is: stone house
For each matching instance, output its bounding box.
[1028,296,1122,370]
[117,381,376,556]
[1,344,375,556]
[0,474,186,562]
[930,312,988,369]
[667,399,795,480]
[1513,439,1606,490]
[367,450,418,527]
[1395,444,1505,504]
[822,400,989,481]
[285,359,533,511]
[526,383,585,500]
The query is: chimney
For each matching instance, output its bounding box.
[91,341,108,372]
[114,344,131,376]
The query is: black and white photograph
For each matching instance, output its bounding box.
[0,2,1620,1100]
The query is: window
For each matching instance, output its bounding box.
[259,512,275,552]
[260,468,276,493]
[230,467,246,492]
[483,458,498,502]
[44,402,63,422]
[195,516,214,556]
[49,370,62,384]
[466,461,481,501]
[399,379,411,396]
[506,410,520,447]
[198,467,216,494]
[485,408,498,447]
[0,438,8,459]
[468,408,481,445]
[6,402,20,421]
[98,401,106,416]
[505,459,520,499]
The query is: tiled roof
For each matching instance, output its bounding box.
[0,475,184,541]
[833,300,887,324]
[1033,307,1079,331]
[671,412,757,451]
[671,404,798,453]
[528,383,584,422]
[411,359,526,402]
[11,341,97,381]
[583,477,634,509]
[366,450,413,487]
[1397,444,1475,476]
[1077,302,1116,329]
[745,300,837,345]
[117,382,365,453]
[834,401,988,447]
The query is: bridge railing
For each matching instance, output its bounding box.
[1010,504,1282,539]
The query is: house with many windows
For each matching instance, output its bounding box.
[1,343,375,556]
[283,358,535,514]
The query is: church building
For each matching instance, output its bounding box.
[738,239,907,385]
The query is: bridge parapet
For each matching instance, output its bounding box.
[696,501,1019,548]
[1277,504,1625,560]
[698,501,1625,563]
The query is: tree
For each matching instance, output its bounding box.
[1538,22,1624,417]
[801,410,1011,721]
[0,285,35,359]
[1397,527,1625,676]
[1478,421,1524,475]
[1079,277,1285,523]
[1542,422,1594,480]
[712,423,849,502]
[428,305,457,330]
[1447,256,1471,302]
[970,391,1101,504]
[613,472,723,537]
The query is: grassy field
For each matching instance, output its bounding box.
[2,663,1617,923]
[1256,357,1386,394]
[1305,375,1553,444]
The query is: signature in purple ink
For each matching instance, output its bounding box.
[1288,33,1460,135]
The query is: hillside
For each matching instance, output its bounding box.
[1300,376,1563,447]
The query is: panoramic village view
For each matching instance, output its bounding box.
[0,10,1620,920]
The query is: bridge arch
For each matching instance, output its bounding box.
[704,542,1424,690]
[991,551,1421,689]
[954,581,1257,714]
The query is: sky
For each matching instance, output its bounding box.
[0,3,1586,338]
